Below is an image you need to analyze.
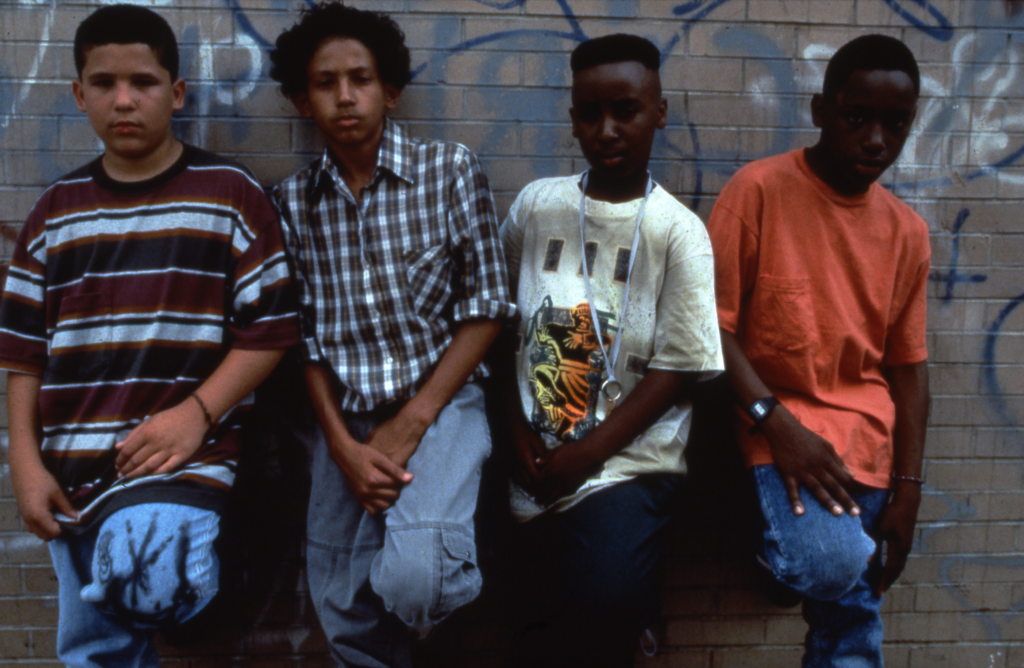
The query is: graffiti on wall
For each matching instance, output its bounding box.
[1,0,1022,645]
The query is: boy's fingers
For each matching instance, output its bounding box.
[783,475,805,515]
[372,452,413,484]
[51,489,79,520]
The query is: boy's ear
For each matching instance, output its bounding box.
[568,106,580,138]
[172,78,186,112]
[292,92,313,118]
[656,96,668,130]
[810,93,825,129]
[383,84,401,111]
[72,79,87,113]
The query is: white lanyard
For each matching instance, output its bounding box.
[578,171,654,405]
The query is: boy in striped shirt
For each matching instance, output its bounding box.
[0,6,299,666]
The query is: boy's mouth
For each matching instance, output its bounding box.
[595,153,625,168]
[854,159,886,178]
[334,116,361,128]
[113,121,140,134]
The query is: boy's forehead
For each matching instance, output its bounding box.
[310,36,378,70]
[571,60,660,98]
[830,68,917,106]
[81,42,166,73]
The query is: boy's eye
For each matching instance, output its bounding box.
[844,113,865,126]
[883,113,911,133]
[612,103,639,121]
[574,105,600,123]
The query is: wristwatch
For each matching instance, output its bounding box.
[746,396,779,434]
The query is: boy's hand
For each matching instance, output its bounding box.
[531,440,601,507]
[872,481,921,596]
[327,436,413,515]
[509,420,548,489]
[761,406,859,517]
[115,398,209,479]
[365,411,430,470]
[11,460,77,541]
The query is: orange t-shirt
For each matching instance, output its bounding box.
[707,149,930,489]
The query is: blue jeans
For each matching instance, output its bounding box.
[508,475,681,668]
[753,464,890,668]
[48,503,221,668]
[306,382,492,668]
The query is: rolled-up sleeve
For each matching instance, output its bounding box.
[446,149,517,324]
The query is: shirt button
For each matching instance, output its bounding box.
[386,357,394,364]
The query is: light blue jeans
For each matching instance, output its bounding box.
[753,464,890,668]
[48,503,221,668]
[306,382,491,668]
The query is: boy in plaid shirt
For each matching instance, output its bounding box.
[269,4,515,665]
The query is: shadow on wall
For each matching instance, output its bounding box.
[162,349,318,651]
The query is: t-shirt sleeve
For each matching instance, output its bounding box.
[271,184,325,364]
[0,204,50,375]
[884,223,931,365]
[649,202,724,376]
[497,186,529,295]
[227,182,300,350]
[706,174,761,335]
[447,148,517,323]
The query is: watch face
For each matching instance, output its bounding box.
[751,401,769,419]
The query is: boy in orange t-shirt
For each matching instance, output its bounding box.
[707,35,930,667]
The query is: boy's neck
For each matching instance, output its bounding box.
[583,168,650,204]
[329,128,385,197]
[804,144,871,198]
[102,136,183,183]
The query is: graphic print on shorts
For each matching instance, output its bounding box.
[526,299,615,441]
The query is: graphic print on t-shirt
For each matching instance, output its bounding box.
[526,299,615,441]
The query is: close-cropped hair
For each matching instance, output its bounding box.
[570,33,660,76]
[822,34,920,98]
[74,4,180,81]
[270,1,412,100]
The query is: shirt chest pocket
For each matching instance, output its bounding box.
[402,244,452,321]
[747,276,816,354]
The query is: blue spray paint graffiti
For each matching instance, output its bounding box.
[929,208,988,304]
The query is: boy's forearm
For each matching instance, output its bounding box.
[194,347,288,423]
[887,360,929,484]
[720,328,773,408]
[575,367,696,466]
[7,372,44,473]
[400,318,503,430]
[304,362,358,448]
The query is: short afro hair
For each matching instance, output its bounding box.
[570,33,660,76]
[74,4,179,81]
[822,34,920,99]
[270,2,412,100]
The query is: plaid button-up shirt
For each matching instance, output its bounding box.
[273,120,516,412]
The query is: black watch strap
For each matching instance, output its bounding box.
[747,396,779,434]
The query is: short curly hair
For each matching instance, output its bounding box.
[270,2,411,100]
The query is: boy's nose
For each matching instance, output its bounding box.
[337,81,355,105]
[599,115,618,139]
[863,121,885,153]
[113,83,136,109]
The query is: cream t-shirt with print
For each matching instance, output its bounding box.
[500,175,724,521]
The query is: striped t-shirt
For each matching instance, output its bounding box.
[0,145,300,529]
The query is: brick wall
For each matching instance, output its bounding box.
[2,1,1023,666]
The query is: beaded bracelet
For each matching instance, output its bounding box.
[893,475,924,485]
[190,392,214,429]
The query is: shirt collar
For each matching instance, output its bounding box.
[308,118,414,203]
